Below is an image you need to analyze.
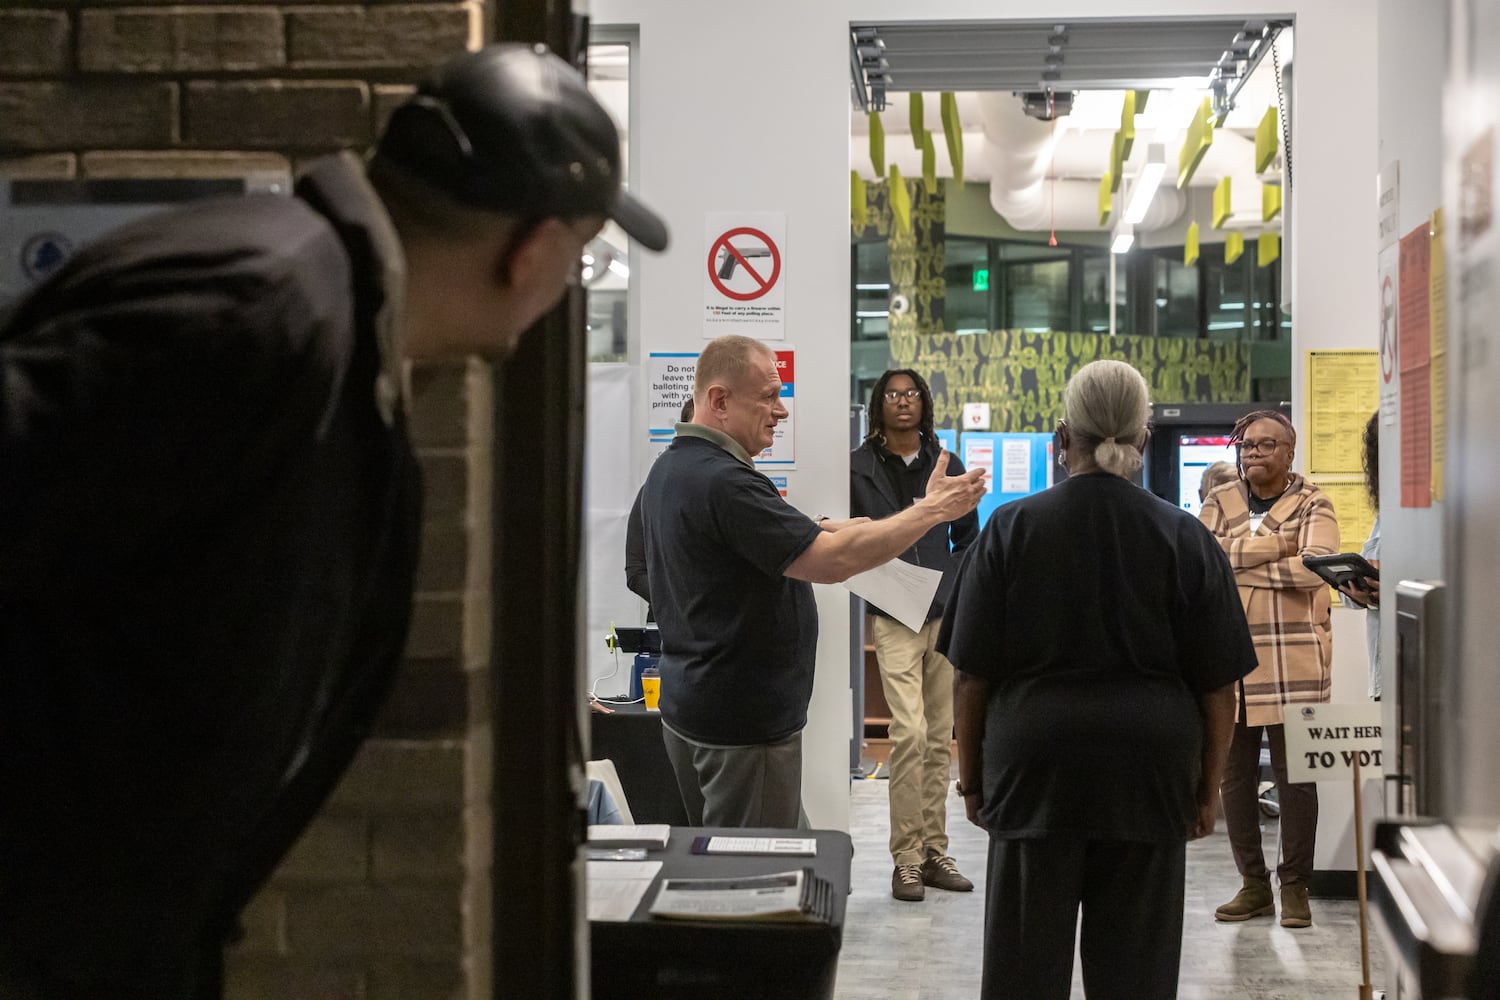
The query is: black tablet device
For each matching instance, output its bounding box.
[1302,553,1380,590]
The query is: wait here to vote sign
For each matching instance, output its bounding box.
[1283,703,1384,782]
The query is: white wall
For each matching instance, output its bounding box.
[1374,0,1448,777]
[592,0,1380,835]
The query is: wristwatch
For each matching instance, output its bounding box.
[955,779,980,798]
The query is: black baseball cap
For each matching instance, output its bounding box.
[376,43,668,252]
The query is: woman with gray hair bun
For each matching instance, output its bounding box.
[1059,357,1153,477]
[937,359,1257,1000]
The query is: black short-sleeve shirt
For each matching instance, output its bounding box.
[937,473,1256,842]
[641,435,822,745]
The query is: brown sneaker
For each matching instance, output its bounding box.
[920,852,974,892]
[1214,876,1275,921]
[892,863,925,901]
[1280,882,1312,928]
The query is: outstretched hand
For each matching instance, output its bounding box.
[922,450,986,520]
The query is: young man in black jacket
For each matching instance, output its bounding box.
[0,44,666,1000]
[851,369,980,901]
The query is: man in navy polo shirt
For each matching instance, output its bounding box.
[640,335,985,828]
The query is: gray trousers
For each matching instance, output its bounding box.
[661,725,807,829]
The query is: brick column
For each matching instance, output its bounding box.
[0,5,495,998]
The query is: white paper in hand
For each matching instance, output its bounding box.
[842,560,943,632]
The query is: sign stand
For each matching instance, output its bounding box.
[1281,702,1384,999]
[1353,756,1374,1000]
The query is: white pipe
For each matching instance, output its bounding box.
[975,91,1190,232]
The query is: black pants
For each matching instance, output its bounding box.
[981,836,1187,1000]
[1220,721,1318,884]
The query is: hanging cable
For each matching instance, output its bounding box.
[1272,36,1292,191]
[1048,89,1058,246]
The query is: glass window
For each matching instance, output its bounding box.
[586,41,632,362]
[1250,256,1284,341]
[944,237,992,334]
[999,243,1070,332]
[1079,250,1123,335]
[1151,253,1200,338]
[852,240,891,342]
[1203,244,1250,341]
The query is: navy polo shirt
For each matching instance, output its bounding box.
[640,427,822,745]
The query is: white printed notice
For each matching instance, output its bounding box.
[645,346,795,469]
[704,212,787,339]
[648,352,698,433]
[843,559,943,633]
[1283,703,1384,782]
[1000,438,1031,493]
[964,439,995,494]
[756,347,795,467]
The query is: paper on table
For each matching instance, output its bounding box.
[842,559,943,632]
[587,859,663,922]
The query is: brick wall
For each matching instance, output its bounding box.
[0,5,493,998]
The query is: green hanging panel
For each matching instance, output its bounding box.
[921,131,937,194]
[1255,107,1279,173]
[941,92,963,188]
[851,171,868,232]
[889,165,912,234]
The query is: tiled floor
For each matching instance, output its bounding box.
[834,779,1387,999]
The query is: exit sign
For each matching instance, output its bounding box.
[972,268,989,291]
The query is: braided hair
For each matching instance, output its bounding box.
[866,369,936,447]
[1229,408,1296,446]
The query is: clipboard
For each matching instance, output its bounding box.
[1302,553,1380,591]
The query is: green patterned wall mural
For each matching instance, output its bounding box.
[854,178,945,336]
[852,179,1251,429]
[889,328,1251,432]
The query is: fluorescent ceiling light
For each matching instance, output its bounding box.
[855,282,891,290]
[1123,144,1167,225]
[1111,222,1134,255]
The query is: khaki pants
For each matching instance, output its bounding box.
[871,616,954,866]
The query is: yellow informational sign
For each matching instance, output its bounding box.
[1430,208,1447,501]
[1312,479,1377,557]
[1306,350,1380,476]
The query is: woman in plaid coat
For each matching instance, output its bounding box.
[1199,409,1340,929]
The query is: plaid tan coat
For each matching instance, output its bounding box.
[1199,476,1339,726]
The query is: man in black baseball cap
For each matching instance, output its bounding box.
[369,42,669,360]
[377,42,667,253]
[0,42,665,1000]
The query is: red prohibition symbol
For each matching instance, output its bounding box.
[1379,274,1397,384]
[707,227,782,301]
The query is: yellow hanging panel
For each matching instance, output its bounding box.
[1224,231,1245,264]
[889,165,912,234]
[1212,177,1232,228]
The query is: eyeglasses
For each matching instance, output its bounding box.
[1239,437,1290,455]
[569,237,626,288]
[883,388,921,402]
